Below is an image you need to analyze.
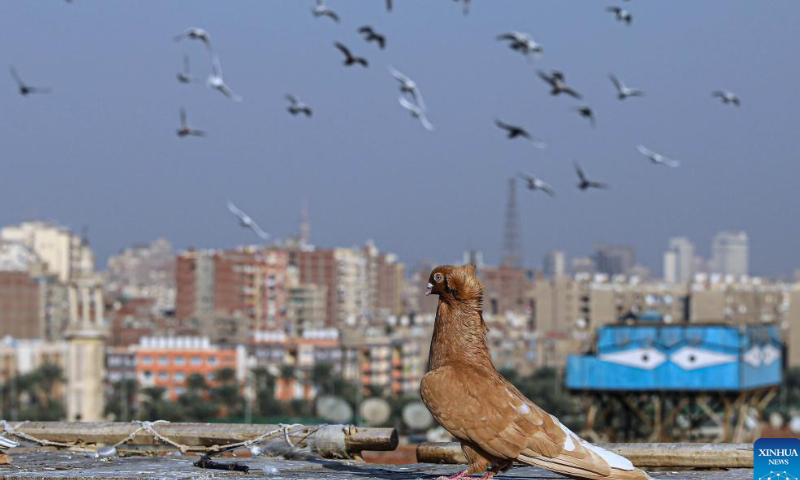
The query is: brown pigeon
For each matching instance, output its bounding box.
[420,265,650,480]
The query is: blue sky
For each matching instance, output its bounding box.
[1,1,798,276]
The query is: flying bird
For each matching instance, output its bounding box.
[496,32,543,62]
[573,106,595,126]
[176,108,206,137]
[712,90,741,106]
[312,0,340,23]
[334,42,368,67]
[176,55,195,84]
[422,265,650,480]
[609,74,644,100]
[398,97,434,131]
[494,119,546,148]
[390,67,426,111]
[285,94,313,117]
[453,0,469,15]
[574,163,608,190]
[358,26,386,49]
[637,144,681,167]
[538,70,582,99]
[207,55,242,101]
[9,67,50,96]
[174,27,213,52]
[607,7,632,25]
[0,434,18,450]
[517,172,555,197]
[227,201,270,241]
[386,0,392,11]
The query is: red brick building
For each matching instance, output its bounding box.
[0,271,42,339]
[175,248,290,340]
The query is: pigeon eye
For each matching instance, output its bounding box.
[434,273,443,283]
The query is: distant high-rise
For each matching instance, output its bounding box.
[712,231,749,276]
[663,237,694,283]
[543,251,566,277]
[593,244,635,276]
[572,257,596,275]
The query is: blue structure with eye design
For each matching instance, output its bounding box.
[566,323,783,391]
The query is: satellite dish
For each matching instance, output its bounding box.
[790,416,800,434]
[744,415,757,431]
[360,398,391,427]
[770,412,785,429]
[316,395,353,424]
[403,402,434,430]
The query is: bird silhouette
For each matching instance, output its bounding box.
[712,90,741,106]
[398,97,434,131]
[312,0,340,23]
[207,55,242,101]
[227,201,270,240]
[637,144,681,167]
[573,106,595,127]
[176,55,196,84]
[174,27,213,52]
[494,119,546,148]
[9,67,50,96]
[176,108,206,138]
[607,6,632,25]
[575,163,608,190]
[390,67,426,111]
[422,265,651,480]
[538,70,582,99]
[334,42,368,67]
[609,74,644,100]
[358,26,386,49]
[517,172,555,197]
[497,32,543,62]
[452,0,469,15]
[385,0,392,11]
[285,94,313,117]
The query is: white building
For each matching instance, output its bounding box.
[543,250,566,277]
[1,221,94,283]
[712,231,749,276]
[663,237,695,283]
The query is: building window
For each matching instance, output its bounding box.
[158,372,169,380]
[207,357,218,366]
[173,357,186,366]
[174,372,185,383]
[191,356,202,366]
[141,356,153,365]
[158,356,169,365]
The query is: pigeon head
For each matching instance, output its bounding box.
[426,264,482,306]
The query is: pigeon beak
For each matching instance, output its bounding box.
[425,283,433,296]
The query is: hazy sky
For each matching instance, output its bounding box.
[1,1,799,276]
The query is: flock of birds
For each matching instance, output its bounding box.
[7,0,745,240]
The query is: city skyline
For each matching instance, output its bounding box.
[2,1,799,277]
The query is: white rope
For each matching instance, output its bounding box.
[0,420,352,459]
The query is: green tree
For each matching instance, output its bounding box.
[105,378,139,421]
[212,367,243,419]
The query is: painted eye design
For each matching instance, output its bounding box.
[433,273,443,282]
[762,344,781,366]
[669,347,736,371]
[599,347,666,370]
[743,346,761,367]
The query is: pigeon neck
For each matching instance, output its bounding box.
[428,300,492,371]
